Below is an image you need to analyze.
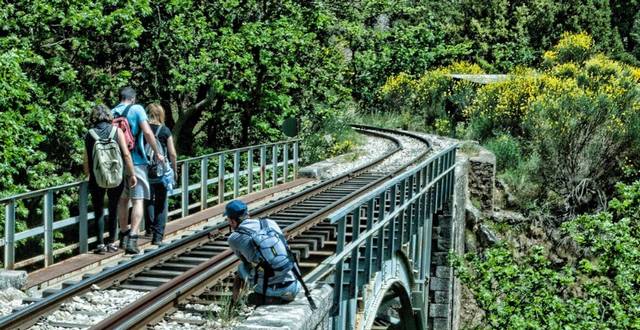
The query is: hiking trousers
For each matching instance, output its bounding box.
[89,181,124,245]
[145,182,168,239]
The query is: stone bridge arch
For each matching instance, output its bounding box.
[359,250,418,330]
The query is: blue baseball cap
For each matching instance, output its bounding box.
[224,200,248,218]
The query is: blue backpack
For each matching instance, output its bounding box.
[236,219,316,309]
[237,218,293,276]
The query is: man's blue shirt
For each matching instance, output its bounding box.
[112,103,148,165]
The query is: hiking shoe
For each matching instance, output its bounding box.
[94,244,108,254]
[106,243,119,253]
[118,230,130,249]
[151,235,163,246]
[143,231,153,239]
[125,235,140,255]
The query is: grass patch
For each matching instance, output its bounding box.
[459,141,481,157]
[204,282,252,327]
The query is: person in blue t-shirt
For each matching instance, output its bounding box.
[112,87,164,254]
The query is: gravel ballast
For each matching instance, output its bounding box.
[0,287,27,318]
[30,289,145,330]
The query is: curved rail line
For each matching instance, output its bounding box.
[0,126,430,330]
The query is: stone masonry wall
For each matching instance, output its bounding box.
[429,212,454,330]
[428,156,468,330]
[467,148,495,213]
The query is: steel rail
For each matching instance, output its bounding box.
[91,126,432,330]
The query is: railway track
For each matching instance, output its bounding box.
[0,125,431,330]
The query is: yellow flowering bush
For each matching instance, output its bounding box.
[379,61,483,134]
[379,33,640,209]
[379,72,418,114]
[466,33,640,208]
[381,32,638,210]
[543,32,594,66]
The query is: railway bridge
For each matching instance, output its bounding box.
[0,126,495,330]
[237,136,467,330]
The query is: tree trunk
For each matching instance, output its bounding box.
[241,46,266,146]
[173,86,211,155]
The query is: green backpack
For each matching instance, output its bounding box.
[90,127,124,188]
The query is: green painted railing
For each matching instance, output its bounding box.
[0,140,299,270]
[305,144,457,329]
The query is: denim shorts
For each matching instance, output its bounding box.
[256,280,300,302]
[238,263,301,301]
[123,165,150,200]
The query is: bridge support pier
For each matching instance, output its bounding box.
[425,154,468,330]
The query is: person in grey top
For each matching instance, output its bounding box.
[225,200,301,306]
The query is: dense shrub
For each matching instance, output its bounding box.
[379,61,483,135]
[484,134,522,172]
[376,33,640,213]
[455,180,640,329]
[466,33,640,210]
[497,154,544,211]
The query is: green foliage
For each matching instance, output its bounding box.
[355,110,427,133]
[464,33,640,209]
[456,181,640,329]
[301,110,359,164]
[437,0,636,71]
[484,134,522,172]
[378,61,483,135]
[329,1,471,110]
[497,154,543,211]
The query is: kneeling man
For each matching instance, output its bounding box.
[226,200,301,305]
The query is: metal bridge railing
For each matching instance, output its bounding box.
[0,140,299,270]
[305,145,457,329]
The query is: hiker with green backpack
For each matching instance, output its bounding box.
[83,105,137,254]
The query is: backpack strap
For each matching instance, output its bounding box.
[282,232,317,310]
[259,218,268,231]
[234,226,254,237]
[108,126,117,140]
[88,129,100,141]
[119,104,133,119]
[154,125,163,137]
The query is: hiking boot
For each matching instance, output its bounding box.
[125,235,140,255]
[106,243,119,253]
[93,244,108,254]
[118,230,130,249]
[151,234,163,246]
